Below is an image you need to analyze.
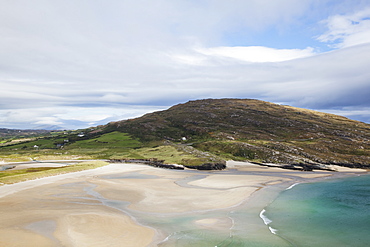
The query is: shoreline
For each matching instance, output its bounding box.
[212,161,369,246]
[257,172,370,247]
[149,161,367,245]
[0,160,367,246]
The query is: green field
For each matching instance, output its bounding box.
[67,131,142,149]
[118,145,208,165]
[0,131,144,162]
[0,130,214,165]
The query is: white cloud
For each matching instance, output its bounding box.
[100,94,128,103]
[34,117,63,126]
[169,53,208,66]
[317,8,370,48]
[0,105,168,129]
[197,46,315,63]
[1,1,370,129]
[3,41,370,128]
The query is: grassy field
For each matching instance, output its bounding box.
[0,128,219,165]
[117,145,204,165]
[0,131,144,162]
[0,161,109,185]
[1,131,141,150]
[67,131,142,149]
[0,142,217,186]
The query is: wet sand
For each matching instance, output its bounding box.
[0,161,366,246]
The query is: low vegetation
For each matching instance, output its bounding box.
[0,161,109,185]
[117,145,197,164]
[118,144,224,166]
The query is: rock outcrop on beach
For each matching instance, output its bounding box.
[109,158,185,170]
[184,163,227,170]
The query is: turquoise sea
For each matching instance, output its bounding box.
[154,174,370,246]
[264,174,370,247]
[96,170,369,246]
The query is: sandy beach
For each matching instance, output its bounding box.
[0,161,367,246]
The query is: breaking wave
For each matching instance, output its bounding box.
[259,209,277,235]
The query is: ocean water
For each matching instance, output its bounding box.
[264,174,370,247]
[93,169,370,246]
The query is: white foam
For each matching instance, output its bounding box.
[285,183,299,190]
[268,226,278,234]
[260,209,278,234]
[259,209,272,225]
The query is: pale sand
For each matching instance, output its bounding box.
[327,164,368,172]
[93,174,258,213]
[0,164,156,247]
[0,161,367,246]
[188,174,287,189]
[55,212,154,247]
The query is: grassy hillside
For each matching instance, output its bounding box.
[106,99,370,168]
[0,128,216,165]
[0,129,143,161]
[1,99,369,169]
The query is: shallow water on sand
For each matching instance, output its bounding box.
[57,167,368,247]
[114,171,369,246]
[264,174,370,247]
[97,169,292,246]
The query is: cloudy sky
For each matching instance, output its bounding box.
[1,0,370,129]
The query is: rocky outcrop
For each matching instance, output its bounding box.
[184,163,226,170]
[250,161,336,171]
[110,158,227,171]
[109,158,184,170]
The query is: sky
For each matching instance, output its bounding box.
[1,0,370,130]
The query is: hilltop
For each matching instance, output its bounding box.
[106,99,370,169]
[1,99,369,170]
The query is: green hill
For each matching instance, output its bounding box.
[1,99,370,170]
[106,99,370,169]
